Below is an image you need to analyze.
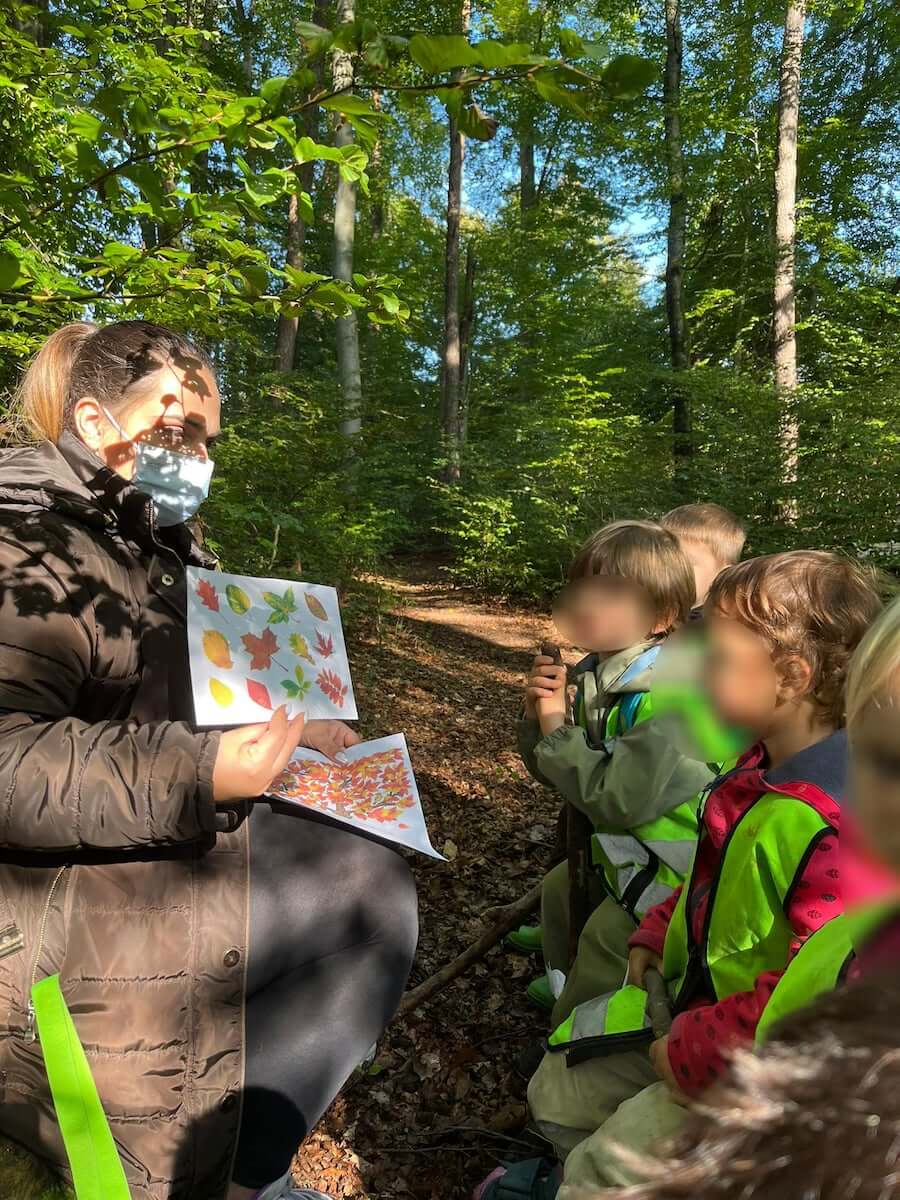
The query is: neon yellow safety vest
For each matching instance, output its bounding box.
[664,788,832,1010]
[547,772,839,1065]
[575,680,702,921]
[754,915,854,1044]
[756,900,900,1044]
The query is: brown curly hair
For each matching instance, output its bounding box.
[706,551,882,726]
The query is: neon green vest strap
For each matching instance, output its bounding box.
[755,916,854,1044]
[32,974,131,1200]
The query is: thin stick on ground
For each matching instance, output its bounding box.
[397,881,542,1017]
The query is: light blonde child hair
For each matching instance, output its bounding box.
[846,594,900,731]
[661,503,746,566]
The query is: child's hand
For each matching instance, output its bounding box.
[627,945,663,989]
[649,1035,691,1105]
[526,655,567,735]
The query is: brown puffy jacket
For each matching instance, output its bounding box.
[0,433,247,1199]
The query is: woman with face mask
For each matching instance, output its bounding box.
[0,321,418,1200]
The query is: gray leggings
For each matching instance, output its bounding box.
[232,801,419,1188]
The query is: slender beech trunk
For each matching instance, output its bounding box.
[275,0,327,374]
[773,0,806,508]
[458,245,476,449]
[370,89,385,238]
[440,0,471,483]
[332,0,362,442]
[517,115,537,405]
[663,0,691,476]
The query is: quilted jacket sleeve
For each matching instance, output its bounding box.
[0,524,220,851]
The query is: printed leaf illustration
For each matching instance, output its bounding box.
[314,630,334,658]
[247,679,273,710]
[304,592,329,621]
[317,667,348,708]
[197,578,219,612]
[288,633,316,665]
[226,584,252,615]
[281,666,313,700]
[209,678,234,707]
[241,627,279,671]
[203,629,233,670]
[263,587,296,624]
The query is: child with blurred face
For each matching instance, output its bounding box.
[513,521,712,1030]
[661,503,746,611]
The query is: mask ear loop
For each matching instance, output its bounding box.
[102,407,135,445]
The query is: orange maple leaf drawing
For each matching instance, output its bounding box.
[241,627,279,671]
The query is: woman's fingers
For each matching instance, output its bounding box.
[267,710,307,780]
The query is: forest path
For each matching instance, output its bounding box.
[295,561,562,1200]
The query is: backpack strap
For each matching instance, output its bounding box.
[615,690,645,734]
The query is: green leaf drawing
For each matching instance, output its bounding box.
[226,583,252,615]
[263,587,296,624]
[281,666,312,700]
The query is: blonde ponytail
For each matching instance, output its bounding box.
[12,322,98,443]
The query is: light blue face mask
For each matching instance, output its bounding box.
[104,409,215,527]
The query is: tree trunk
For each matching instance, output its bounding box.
[774,0,806,509]
[517,117,537,406]
[458,244,476,449]
[663,0,691,475]
[370,89,385,238]
[233,0,254,89]
[440,0,471,484]
[275,0,326,375]
[332,0,362,443]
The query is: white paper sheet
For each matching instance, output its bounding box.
[266,733,444,859]
[187,566,358,725]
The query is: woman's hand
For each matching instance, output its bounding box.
[212,706,306,803]
[301,719,361,761]
[627,944,663,989]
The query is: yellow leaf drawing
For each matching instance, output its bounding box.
[209,678,235,707]
[304,592,328,621]
[203,629,233,669]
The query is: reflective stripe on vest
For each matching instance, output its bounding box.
[578,686,702,919]
[755,915,853,1045]
[664,790,832,1012]
[547,983,653,1060]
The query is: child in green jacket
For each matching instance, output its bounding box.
[517,520,715,1025]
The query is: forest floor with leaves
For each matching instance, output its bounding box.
[293,559,561,1200]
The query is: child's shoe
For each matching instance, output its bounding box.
[473,1157,561,1199]
[526,976,555,1011]
[507,924,544,954]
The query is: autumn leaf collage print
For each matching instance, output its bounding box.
[274,748,416,828]
[195,575,352,714]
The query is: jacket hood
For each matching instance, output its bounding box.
[0,433,213,566]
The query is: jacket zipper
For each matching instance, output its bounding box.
[24,865,69,1043]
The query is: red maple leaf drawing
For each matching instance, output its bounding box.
[315,630,335,658]
[247,679,273,710]
[241,627,279,671]
[196,578,219,612]
[316,668,348,708]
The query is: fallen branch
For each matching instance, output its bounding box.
[397,880,542,1017]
